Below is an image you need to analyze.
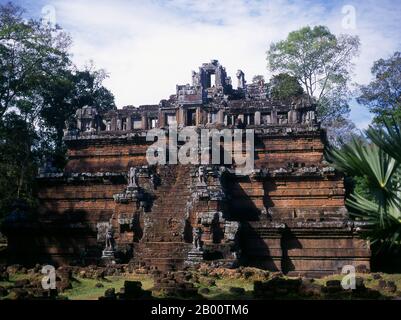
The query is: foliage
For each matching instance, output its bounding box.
[0,2,70,118]
[367,118,401,164]
[358,52,401,125]
[268,73,303,101]
[267,25,359,126]
[252,75,265,84]
[39,65,115,167]
[353,175,374,201]
[325,117,359,148]
[0,113,39,219]
[0,3,115,219]
[326,119,401,249]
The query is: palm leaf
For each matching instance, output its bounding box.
[347,192,401,247]
[367,118,401,163]
[327,132,401,248]
[326,138,399,211]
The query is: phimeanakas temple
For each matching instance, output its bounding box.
[3,60,370,276]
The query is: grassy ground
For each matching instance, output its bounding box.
[0,273,154,300]
[0,272,43,300]
[0,272,257,300]
[196,277,254,299]
[1,271,401,300]
[60,274,154,300]
[0,272,42,287]
[315,273,401,298]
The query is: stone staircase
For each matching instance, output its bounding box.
[133,165,193,271]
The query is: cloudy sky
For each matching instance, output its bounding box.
[5,0,401,129]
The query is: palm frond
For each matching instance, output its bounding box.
[327,130,401,249]
[367,118,401,163]
[347,192,401,247]
[326,138,398,203]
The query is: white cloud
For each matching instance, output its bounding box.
[43,0,401,128]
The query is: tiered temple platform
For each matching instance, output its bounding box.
[2,60,370,275]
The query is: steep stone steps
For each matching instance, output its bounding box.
[133,165,193,271]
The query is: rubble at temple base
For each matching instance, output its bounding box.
[1,263,397,300]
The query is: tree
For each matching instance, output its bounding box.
[0,113,39,220]
[0,3,116,219]
[69,64,116,113]
[39,65,115,167]
[326,119,401,249]
[252,75,265,84]
[268,73,303,101]
[267,25,360,125]
[324,116,359,147]
[0,2,68,218]
[0,2,71,118]
[357,51,401,125]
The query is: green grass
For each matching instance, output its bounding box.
[0,272,41,287]
[215,277,254,291]
[0,272,154,300]
[1,271,401,300]
[0,281,12,288]
[195,276,255,299]
[315,273,401,298]
[0,272,42,300]
[60,274,154,300]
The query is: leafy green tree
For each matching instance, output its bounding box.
[267,25,360,125]
[326,119,401,249]
[325,117,359,147]
[0,2,71,118]
[0,3,116,219]
[0,2,65,219]
[39,66,115,167]
[69,65,116,113]
[0,113,39,220]
[269,73,303,101]
[252,75,265,84]
[358,51,401,125]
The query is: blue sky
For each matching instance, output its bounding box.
[3,0,401,129]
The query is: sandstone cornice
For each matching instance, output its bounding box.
[246,220,370,236]
[226,166,337,179]
[36,172,125,185]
